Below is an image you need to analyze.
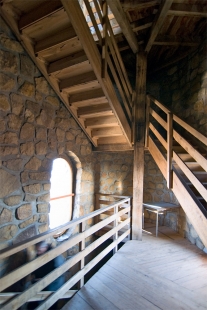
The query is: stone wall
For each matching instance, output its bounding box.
[0,16,96,275]
[147,40,207,250]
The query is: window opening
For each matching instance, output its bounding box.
[49,158,74,234]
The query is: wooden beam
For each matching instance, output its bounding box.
[35,26,77,54]
[18,1,63,30]
[48,51,88,74]
[132,52,147,240]
[61,0,132,145]
[145,0,173,53]
[59,71,97,91]
[131,17,153,33]
[77,103,113,118]
[93,144,134,151]
[91,127,123,138]
[154,35,201,46]
[168,3,207,17]
[122,0,160,11]
[97,136,127,145]
[85,115,119,128]
[107,0,139,53]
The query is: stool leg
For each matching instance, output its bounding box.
[156,211,158,237]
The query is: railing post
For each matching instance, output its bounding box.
[78,221,85,288]
[113,204,118,254]
[145,95,150,148]
[102,0,107,78]
[167,111,173,188]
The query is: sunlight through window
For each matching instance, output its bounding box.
[49,158,73,230]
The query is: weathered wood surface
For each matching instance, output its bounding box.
[62,226,207,310]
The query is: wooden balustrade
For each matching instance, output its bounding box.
[146,94,207,199]
[82,0,133,121]
[0,194,131,310]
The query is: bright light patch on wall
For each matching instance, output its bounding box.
[49,158,72,230]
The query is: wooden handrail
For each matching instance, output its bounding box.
[82,0,133,119]
[0,194,131,310]
[146,94,207,220]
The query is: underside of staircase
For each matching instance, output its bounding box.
[0,0,133,150]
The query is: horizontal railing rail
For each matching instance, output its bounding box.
[81,0,133,121]
[146,94,207,202]
[0,194,131,310]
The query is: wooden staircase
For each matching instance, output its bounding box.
[146,95,207,248]
[0,0,133,149]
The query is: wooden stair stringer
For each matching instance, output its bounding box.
[148,136,207,248]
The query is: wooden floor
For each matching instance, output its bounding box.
[62,223,207,310]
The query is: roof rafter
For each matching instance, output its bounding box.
[145,0,173,53]
[107,0,139,53]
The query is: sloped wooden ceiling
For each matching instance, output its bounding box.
[0,0,206,151]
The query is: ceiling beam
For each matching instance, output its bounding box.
[121,0,160,11]
[154,35,201,47]
[145,0,173,53]
[107,0,139,53]
[168,4,207,17]
[131,16,153,33]
[18,1,63,30]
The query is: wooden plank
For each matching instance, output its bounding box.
[107,0,138,53]
[0,197,130,259]
[61,0,132,145]
[70,88,106,106]
[154,34,201,46]
[18,1,63,30]
[173,130,207,172]
[167,112,173,188]
[173,152,207,202]
[122,0,160,11]
[97,136,127,145]
[148,94,170,113]
[148,137,167,178]
[173,114,207,147]
[34,230,130,310]
[150,107,167,129]
[78,103,113,118]
[168,3,207,17]
[131,16,153,32]
[84,0,102,44]
[93,144,134,152]
[145,0,173,52]
[48,51,88,74]
[35,26,77,54]
[85,115,118,128]
[59,71,97,91]
[149,122,167,149]
[132,52,147,240]
[61,293,94,310]
[91,127,122,138]
[0,290,77,303]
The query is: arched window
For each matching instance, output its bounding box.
[49,158,73,231]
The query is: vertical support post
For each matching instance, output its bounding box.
[78,221,85,288]
[167,111,173,188]
[145,95,150,148]
[132,52,147,240]
[113,204,118,254]
[102,0,107,78]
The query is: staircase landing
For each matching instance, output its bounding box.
[62,224,207,310]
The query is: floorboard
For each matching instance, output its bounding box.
[61,225,207,310]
